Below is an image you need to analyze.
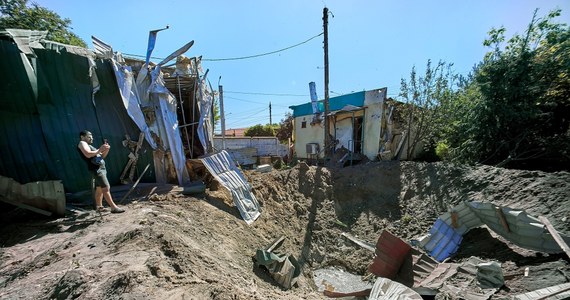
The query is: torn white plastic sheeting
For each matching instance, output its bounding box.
[92,35,157,149]
[200,150,261,224]
[149,66,190,185]
[197,66,215,153]
[369,277,422,300]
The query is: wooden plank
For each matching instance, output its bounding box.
[341,232,375,252]
[451,211,459,228]
[266,235,285,252]
[118,163,151,203]
[538,216,570,260]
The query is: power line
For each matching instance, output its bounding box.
[225,90,308,97]
[203,32,323,61]
[225,96,289,107]
[122,32,323,65]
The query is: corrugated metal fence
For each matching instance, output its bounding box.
[0,39,154,193]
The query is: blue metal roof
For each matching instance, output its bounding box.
[288,91,366,117]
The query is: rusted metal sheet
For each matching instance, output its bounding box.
[368,230,411,278]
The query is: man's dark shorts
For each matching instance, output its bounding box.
[92,169,110,189]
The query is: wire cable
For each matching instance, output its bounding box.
[225,90,308,97]
[122,32,323,63]
[203,32,323,61]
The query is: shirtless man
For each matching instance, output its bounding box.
[77,130,125,213]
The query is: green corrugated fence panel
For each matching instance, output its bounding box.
[0,42,155,193]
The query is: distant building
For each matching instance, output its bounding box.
[223,128,247,137]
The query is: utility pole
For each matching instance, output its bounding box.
[218,77,226,150]
[323,7,330,159]
[269,101,272,125]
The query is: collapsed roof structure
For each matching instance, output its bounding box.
[0,29,215,197]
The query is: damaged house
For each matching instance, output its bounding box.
[288,87,422,163]
[0,29,216,215]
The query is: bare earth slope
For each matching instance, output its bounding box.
[0,161,568,299]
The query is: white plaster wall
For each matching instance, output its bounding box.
[293,115,324,158]
[362,88,386,160]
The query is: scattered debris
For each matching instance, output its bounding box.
[314,267,373,297]
[369,277,423,299]
[256,164,272,173]
[253,236,300,289]
[476,261,504,289]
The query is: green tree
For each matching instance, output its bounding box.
[470,8,570,169]
[399,60,458,160]
[244,124,276,137]
[275,113,293,143]
[0,0,86,47]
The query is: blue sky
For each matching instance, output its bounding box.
[34,0,570,132]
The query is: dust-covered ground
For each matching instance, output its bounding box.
[0,161,569,299]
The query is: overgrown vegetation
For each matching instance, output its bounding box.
[244,114,293,142]
[401,9,570,171]
[275,113,294,143]
[244,123,277,137]
[0,0,86,47]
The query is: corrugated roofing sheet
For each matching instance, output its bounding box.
[514,282,570,300]
[423,219,463,262]
[289,91,366,117]
[368,230,411,278]
[419,201,570,262]
[368,277,422,300]
[200,150,261,224]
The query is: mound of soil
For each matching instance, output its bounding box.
[0,161,568,299]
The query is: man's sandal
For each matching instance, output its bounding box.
[111,207,125,213]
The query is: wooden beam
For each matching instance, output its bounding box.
[451,211,459,228]
[266,235,285,252]
[118,163,151,203]
[538,215,570,260]
[341,232,375,252]
[495,206,510,233]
